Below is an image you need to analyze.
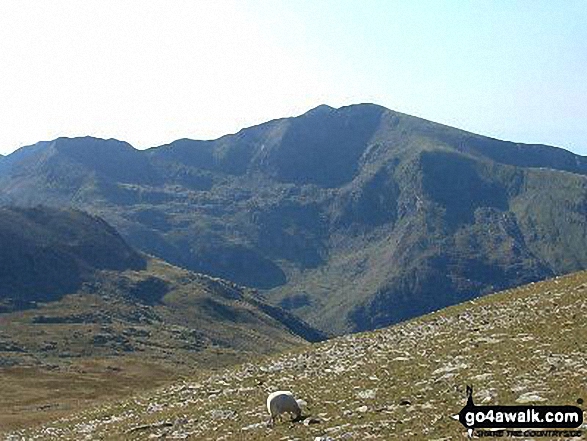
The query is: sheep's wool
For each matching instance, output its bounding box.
[267,391,302,419]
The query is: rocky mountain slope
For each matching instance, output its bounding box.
[1,104,587,334]
[6,269,586,440]
[0,207,323,430]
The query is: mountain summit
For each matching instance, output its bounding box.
[1,104,586,334]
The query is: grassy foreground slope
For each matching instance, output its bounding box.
[7,270,586,440]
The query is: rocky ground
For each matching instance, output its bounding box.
[3,271,587,440]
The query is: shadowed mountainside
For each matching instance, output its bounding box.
[0,206,145,311]
[1,104,587,334]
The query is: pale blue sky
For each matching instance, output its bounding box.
[1,0,586,155]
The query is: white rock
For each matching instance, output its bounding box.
[432,362,468,375]
[516,392,547,403]
[147,403,164,413]
[356,389,376,399]
[241,422,265,431]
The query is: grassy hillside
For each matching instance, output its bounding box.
[5,270,585,439]
[1,105,587,334]
[0,207,324,431]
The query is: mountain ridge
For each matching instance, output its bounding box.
[1,103,586,334]
[0,206,324,347]
[4,103,586,169]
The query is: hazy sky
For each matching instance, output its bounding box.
[1,0,586,155]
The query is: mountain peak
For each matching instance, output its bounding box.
[339,102,389,111]
[1,136,157,186]
[303,104,335,116]
[4,137,134,163]
[301,103,391,118]
[50,136,135,152]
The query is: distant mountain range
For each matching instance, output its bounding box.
[1,104,586,334]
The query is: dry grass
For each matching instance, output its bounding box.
[6,270,586,439]
[0,358,180,432]
[0,258,314,434]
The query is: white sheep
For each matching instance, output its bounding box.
[266,391,302,426]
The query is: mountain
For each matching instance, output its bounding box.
[0,206,145,311]
[0,206,324,429]
[0,138,158,205]
[8,269,586,439]
[1,104,587,334]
